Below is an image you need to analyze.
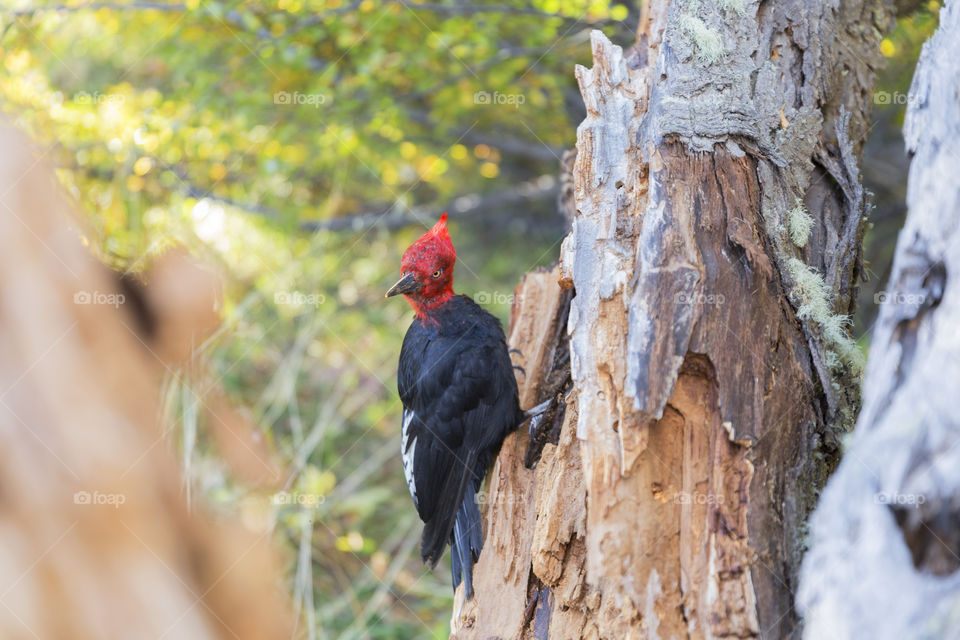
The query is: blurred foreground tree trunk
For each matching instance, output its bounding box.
[799,3,960,638]
[0,121,292,639]
[454,0,893,637]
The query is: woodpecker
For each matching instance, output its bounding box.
[385,213,523,599]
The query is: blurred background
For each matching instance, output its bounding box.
[0,1,940,637]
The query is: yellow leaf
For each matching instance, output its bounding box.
[209,163,228,181]
[611,4,629,21]
[4,49,31,74]
[480,162,499,179]
[264,139,282,157]
[382,165,399,185]
[281,145,308,163]
[880,38,896,58]
[303,467,337,496]
[133,157,153,176]
[419,156,448,182]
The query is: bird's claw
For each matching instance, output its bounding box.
[524,398,552,419]
[528,411,546,439]
[524,398,553,438]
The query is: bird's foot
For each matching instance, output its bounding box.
[521,397,549,441]
[524,398,552,419]
[522,384,572,469]
[524,398,552,436]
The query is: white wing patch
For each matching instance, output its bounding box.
[401,409,418,507]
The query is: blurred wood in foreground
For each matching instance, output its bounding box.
[0,120,293,640]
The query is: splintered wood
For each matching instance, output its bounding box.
[0,121,291,640]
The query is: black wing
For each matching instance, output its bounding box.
[398,332,505,519]
[397,302,519,563]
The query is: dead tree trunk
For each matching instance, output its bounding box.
[455,1,892,637]
[798,3,960,637]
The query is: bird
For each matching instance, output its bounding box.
[385,212,524,600]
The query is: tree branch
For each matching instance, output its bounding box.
[405,109,566,162]
[6,2,186,18]
[299,174,559,232]
[6,1,636,32]
[71,152,558,232]
[397,1,633,31]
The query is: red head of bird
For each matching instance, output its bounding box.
[385,213,456,316]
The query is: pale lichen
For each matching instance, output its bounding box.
[788,199,815,248]
[786,257,865,377]
[718,0,748,16]
[679,14,724,64]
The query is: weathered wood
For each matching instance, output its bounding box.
[0,121,291,640]
[457,0,891,636]
[798,2,960,637]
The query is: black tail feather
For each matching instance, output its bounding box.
[451,493,483,598]
[421,455,476,568]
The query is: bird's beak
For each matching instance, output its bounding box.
[385,272,419,298]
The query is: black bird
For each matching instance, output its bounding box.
[385,213,523,599]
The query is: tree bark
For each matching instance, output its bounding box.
[798,2,960,637]
[454,0,892,637]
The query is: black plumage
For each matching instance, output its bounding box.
[397,294,522,599]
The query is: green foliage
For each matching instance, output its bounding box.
[855,3,940,335]
[1,1,633,636]
[1,0,632,248]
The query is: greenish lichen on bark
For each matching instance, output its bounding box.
[788,200,815,248]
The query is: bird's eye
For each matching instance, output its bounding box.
[431,269,443,279]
